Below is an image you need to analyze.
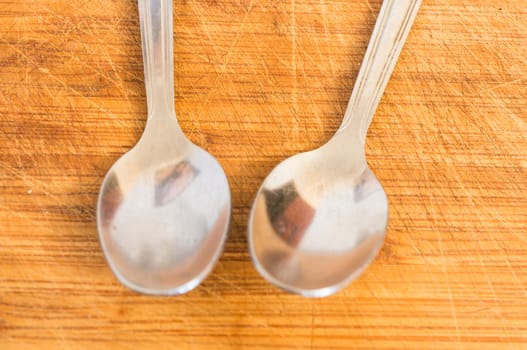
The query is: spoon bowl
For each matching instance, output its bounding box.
[249,135,388,297]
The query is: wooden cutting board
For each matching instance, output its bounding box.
[1,0,526,349]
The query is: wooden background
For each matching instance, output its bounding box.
[1,0,526,348]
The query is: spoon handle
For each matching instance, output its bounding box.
[138,0,176,119]
[338,0,421,141]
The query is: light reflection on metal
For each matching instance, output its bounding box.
[155,160,199,206]
[263,182,315,247]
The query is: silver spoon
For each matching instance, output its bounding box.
[248,0,422,297]
[97,0,231,295]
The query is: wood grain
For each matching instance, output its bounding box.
[1,0,526,349]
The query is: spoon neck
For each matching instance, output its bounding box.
[139,0,177,122]
[337,0,422,143]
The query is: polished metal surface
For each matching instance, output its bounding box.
[248,0,422,297]
[96,0,230,295]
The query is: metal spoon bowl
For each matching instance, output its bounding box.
[248,0,422,297]
[249,137,387,297]
[97,0,230,295]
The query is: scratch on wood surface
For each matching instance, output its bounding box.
[417,136,463,346]
[291,0,297,113]
[0,37,116,119]
[317,0,336,84]
[436,231,462,348]
[35,1,137,88]
[191,0,255,124]
[365,0,375,12]
[210,272,251,296]
[484,76,527,94]
[501,251,527,297]
[476,236,510,344]
[444,132,521,346]
[194,282,297,344]
[309,303,314,350]
[187,2,219,60]
[0,160,45,191]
